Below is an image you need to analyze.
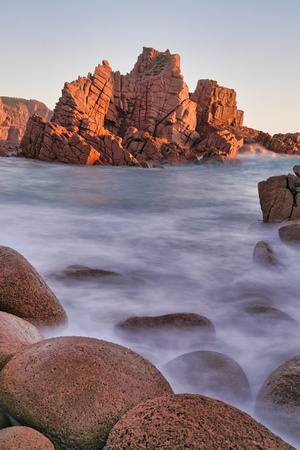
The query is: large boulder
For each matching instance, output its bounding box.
[164,350,251,404]
[255,355,300,442]
[0,426,55,449]
[0,336,173,449]
[0,311,43,370]
[0,246,67,327]
[104,394,294,449]
[258,175,294,223]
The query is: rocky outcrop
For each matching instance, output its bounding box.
[0,96,52,143]
[195,129,243,164]
[258,166,300,223]
[0,336,173,449]
[191,79,244,132]
[20,47,247,166]
[104,394,294,449]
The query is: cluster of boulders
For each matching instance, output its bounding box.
[0,245,298,448]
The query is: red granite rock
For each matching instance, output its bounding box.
[191,79,244,131]
[0,426,55,449]
[278,223,300,243]
[252,241,280,266]
[258,175,294,223]
[0,96,52,143]
[104,394,294,449]
[195,129,243,164]
[0,246,67,327]
[0,336,173,449]
[0,311,43,370]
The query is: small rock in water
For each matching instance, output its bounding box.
[163,350,251,405]
[115,313,216,349]
[50,264,133,285]
[278,223,300,244]
[252,241,280,266]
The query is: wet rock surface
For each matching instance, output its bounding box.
[0,336,173,449]
[255,355,300,443]
[116,312,216,349]
[164,350,251,405]
[104,394,294,449]
[252,240,280,266]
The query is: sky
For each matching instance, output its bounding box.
[0,0,299,136]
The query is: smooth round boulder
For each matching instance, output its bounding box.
[252,241,280,266]
[0,336,173,449]
[104,394,294,449]
[255,355,300,442]
[116,313,215,348]
[278,223,300,244]
[0,426,55,449]
[0,246,67,327]
[0,311,43,370]
[164,350,251,404]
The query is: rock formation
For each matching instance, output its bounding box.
[258,165,300,223]
[0,96,52,142]
[0,46,295,165]
[19,47,247,165]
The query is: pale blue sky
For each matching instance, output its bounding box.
[1,0,299,135]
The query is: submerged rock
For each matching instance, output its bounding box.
[116,312,216,348]
[255,355,300,442]
[164,350,251,405]
[0,336,173,449]
[104,394,294,449]
[0,246,67,327]
[252,241,280,266]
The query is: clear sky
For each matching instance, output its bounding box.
[1,0,299,135]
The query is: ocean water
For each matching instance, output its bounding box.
[1,152,300,445]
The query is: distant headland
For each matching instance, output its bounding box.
[1,47,299,165]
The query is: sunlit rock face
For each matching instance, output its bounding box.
[20,47,248,166]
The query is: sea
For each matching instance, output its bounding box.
[1,151,300,446]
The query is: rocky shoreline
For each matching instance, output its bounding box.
[1,47,300,166]
[0,239,298,448]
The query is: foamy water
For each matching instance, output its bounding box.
[1,153,300,446]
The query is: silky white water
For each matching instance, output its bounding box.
[1,153,300,445]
